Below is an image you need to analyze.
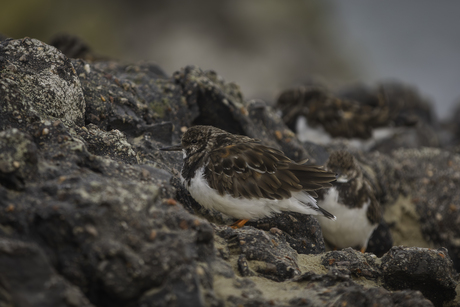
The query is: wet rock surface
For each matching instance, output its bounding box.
[0,37,459,306]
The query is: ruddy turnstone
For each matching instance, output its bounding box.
[316,150,381,252]
[161,125,337,228]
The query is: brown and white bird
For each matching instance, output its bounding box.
[161,125,337,228]
[316,150,381,252]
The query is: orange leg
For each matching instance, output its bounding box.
[360,247,366,253]
[230,219,249,229]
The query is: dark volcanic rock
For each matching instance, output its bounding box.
[1,37,460,307]
[0,128,38,190]
[332,287,433,307]
[390,290,434,307]
[0,38,216,307]
[366,220,394,257]
[392,148,460,271]
[216,226,301,281]
[1,152,214,306]
[321,248,381,279]
[0,238,93,307]
[0,38,86,128]
[72,58,180,142]
[292,270,434,307]
[247,212,326,255]
[381,246,458,307]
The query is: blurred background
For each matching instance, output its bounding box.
[1,0,459,119]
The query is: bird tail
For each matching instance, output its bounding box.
[294,192,336,220]
[317,206,336,220]
[289,164,337,191]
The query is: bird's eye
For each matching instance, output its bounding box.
[191,139,198,144]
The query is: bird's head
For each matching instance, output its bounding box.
[160,125,223,160]
[326,150,361,183]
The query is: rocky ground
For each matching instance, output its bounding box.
[1,37,460,306]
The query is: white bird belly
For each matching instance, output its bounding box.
[317,187,377,249]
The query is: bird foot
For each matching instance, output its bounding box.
[230,219,249,229]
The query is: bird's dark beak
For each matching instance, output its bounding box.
[160,144,183,152]
[335,172,348,183]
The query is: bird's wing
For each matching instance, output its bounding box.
[204,142,335,200]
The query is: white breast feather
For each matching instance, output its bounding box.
[317,187,377,249]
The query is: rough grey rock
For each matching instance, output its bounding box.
[322,248,381,279]
[0,238,93,307]
[73,59,181,142]
[1,37,459,307]
[216,226,301,281]
[391,148,460,271]
[0,128,38,190]
[319,246,459,307]
[381,246,458,307]
[292,269,434,307]
[0,38,86,127]
[246,212,326,255]
[366,220,394,257]
[0,39,217,307]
